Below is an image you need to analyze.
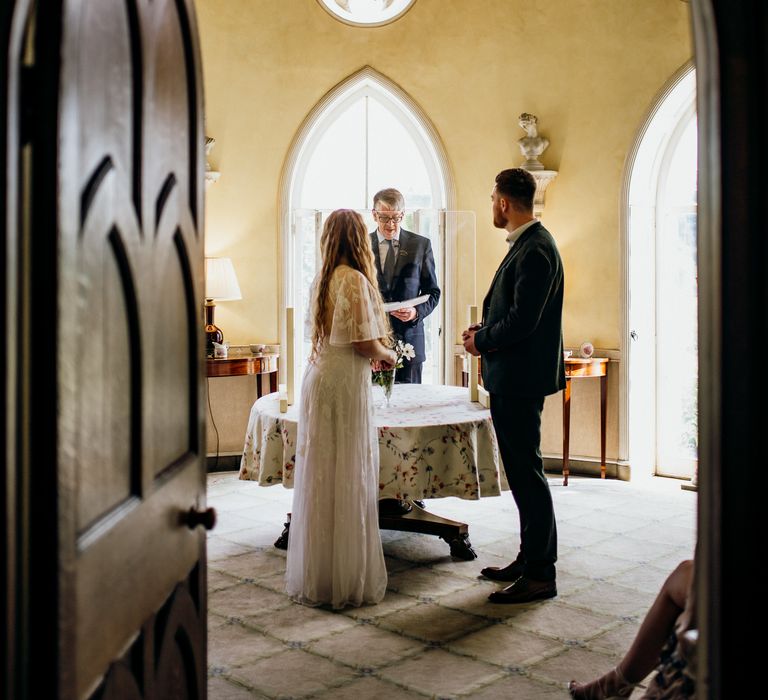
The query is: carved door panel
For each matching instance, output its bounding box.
[5,1,208,698]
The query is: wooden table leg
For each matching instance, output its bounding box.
[600,373,607,478]
[562,378,571,486]
[276,505,478,561]
[379,501,477,560]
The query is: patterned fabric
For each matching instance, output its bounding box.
[239,384,502,501]
[640,633,696,699]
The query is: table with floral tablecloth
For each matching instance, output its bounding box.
[238,384,502,501]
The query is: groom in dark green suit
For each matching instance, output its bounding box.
[463,168,565,604]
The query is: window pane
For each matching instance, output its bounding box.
[656,112,698,476]
[367,97,433,209]
[665,118,697,205]
[299,99,366,209]
[318,0,416,25]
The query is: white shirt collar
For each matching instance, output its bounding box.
[377,231,400,245]
[505,219,538,248]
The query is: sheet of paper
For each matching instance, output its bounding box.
[383,294,430,313]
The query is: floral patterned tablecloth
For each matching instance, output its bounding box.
[238,384,502,500]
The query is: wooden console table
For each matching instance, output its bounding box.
[206,353,279,397]
[206,353,280,459]
[563,357,609,486]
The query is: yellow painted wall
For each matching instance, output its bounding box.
[198,0,692,350]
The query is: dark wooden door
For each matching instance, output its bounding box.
[3,1,209,698]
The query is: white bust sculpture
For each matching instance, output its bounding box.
[517,113,549,171]
[205,136,220,185]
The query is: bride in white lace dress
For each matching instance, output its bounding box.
[285,209,397,609]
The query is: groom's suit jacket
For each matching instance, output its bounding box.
[474,221,565,397]
[370,229,440,363]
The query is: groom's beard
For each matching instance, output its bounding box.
[493,210,508,229]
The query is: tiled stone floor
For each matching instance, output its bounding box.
[206,472,696,699]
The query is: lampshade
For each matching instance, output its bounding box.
[205,257,242,301]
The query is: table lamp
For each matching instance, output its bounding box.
[205,256,242,357]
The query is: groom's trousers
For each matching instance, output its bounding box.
[489,393,557,582]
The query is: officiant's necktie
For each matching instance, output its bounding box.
[383,239,396,287]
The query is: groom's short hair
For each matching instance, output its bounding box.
[373,188,405,211]
[495,169,536,212]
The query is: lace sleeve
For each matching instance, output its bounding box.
[329,269,389,346]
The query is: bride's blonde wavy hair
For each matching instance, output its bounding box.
[310,209,388,360]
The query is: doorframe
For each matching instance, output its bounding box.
[0,2,21,697]
[690,0,768,697]
[3,1,63,697]
[690,2,720,696]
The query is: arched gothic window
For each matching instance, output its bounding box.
[280,67,454,390]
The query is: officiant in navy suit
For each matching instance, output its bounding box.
[370,188,440,384]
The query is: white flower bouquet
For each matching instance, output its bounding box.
[372,340,415,405]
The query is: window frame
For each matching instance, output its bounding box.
[622,62,697,478]
[278,67,455,392]
[316,0,417,28]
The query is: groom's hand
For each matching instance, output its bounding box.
[461,323,482,341]
[462,328,481,356]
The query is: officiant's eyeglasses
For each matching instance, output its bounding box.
[374,212,404,224]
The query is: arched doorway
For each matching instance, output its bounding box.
[623,64,698,479]
[279,67,454,390]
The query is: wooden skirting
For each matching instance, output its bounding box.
[206,454,242,472]
[542,456,631,482]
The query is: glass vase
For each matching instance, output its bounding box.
[381,368,395,406]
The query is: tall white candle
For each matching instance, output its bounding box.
[468,305,479,402]
[286,307,295,405]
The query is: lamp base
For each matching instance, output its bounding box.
[205,325,223,357]
[205,298,223,357]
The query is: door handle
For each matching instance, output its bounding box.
[630,330,638,341]
[182,506,217,530]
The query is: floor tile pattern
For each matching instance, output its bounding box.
[206,473,695,699]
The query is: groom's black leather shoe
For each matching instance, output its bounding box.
[488,576,557,604]
[480,559,525,582]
